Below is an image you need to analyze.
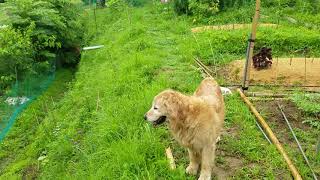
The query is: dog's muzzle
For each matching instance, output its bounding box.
[153,116,167,126]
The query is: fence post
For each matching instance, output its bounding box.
[242,0,261,90]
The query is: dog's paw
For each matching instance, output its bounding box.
[186,164,198,175]
[198,173,211,180]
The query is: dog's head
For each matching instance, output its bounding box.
[144,90,181,126]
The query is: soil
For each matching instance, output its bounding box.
[191,23,277,33]
[213,152,244,180]
[22,164,39,180]
[254,99,311,146]
[222,58,320,86]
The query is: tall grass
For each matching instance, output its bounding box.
[0,1,318,179]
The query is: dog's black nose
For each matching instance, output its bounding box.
[144,114,147,120]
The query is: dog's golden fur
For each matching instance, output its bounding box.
[145,77,225,180]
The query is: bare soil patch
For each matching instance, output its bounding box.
[254,99,311,145]
[223,58,320,86]
[213,152,244,180]
[191,23,277,33]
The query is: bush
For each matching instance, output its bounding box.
[189,0,219,21]
[0,0,86,91]
[173,0,189,15]
[127,0,146,6]
[0,26,34,90]
[219,0,254,10]
[3,0,86,65]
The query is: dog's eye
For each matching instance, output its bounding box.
[154,106,158,110]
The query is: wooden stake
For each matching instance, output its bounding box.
[237,89,302,180]
[165,147,176,170]
[242,0,261,90]
[275,57,279,83]
[305,56,307,83]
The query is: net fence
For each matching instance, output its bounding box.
[0,59,56,141]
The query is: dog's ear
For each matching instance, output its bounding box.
[176,106,187,121]
[169,97,187,121]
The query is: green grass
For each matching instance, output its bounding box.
[191,4,320,31]
[0,1,318,179]
[0,69,74,178]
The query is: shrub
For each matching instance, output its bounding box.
[126,0,147,6]
[3,0,86,66]
[0,26,34,90]
[189,0,219,21]
[173,0,189,15]
[219,0,254,10]
[0,0,86,91]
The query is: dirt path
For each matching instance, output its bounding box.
[191,23,277,33]
[222,58,320,86]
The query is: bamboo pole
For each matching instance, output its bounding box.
[165,147,176,170]
[237,89,302,179]
[242,0,261,90]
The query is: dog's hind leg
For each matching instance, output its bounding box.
[186,149,200,175]
[198,144,215,180]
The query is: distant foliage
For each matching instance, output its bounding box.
[173,0,320,22]
[0,0,86,91]
[125,0,147,6]
[219,0,254,10]
[173,0,189,15]
[0,26,34,90]
[189,0,219,21]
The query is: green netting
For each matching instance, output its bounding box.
[0,60,56,142]
[0,0,86,142]
[82,0,97,5]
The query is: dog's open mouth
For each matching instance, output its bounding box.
[153,116,167,126]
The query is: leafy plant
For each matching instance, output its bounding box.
[219,0,255,10]
[303,118,320,130]
[0,0,86,91]
[125,0,146,7]
[0,25,34,90]
[291,93,320,116]
[189,0,219,22]
[173,0,189,15]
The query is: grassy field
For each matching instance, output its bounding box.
[0,1,319,179]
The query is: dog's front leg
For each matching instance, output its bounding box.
[198,144,215,180]
[186,148,200,175]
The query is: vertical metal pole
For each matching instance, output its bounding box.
[242,0,261,90]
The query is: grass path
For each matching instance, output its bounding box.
[0,2,305,179]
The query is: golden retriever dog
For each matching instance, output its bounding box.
[144,77,225,180]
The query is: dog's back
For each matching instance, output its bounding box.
[194,77,225,122]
